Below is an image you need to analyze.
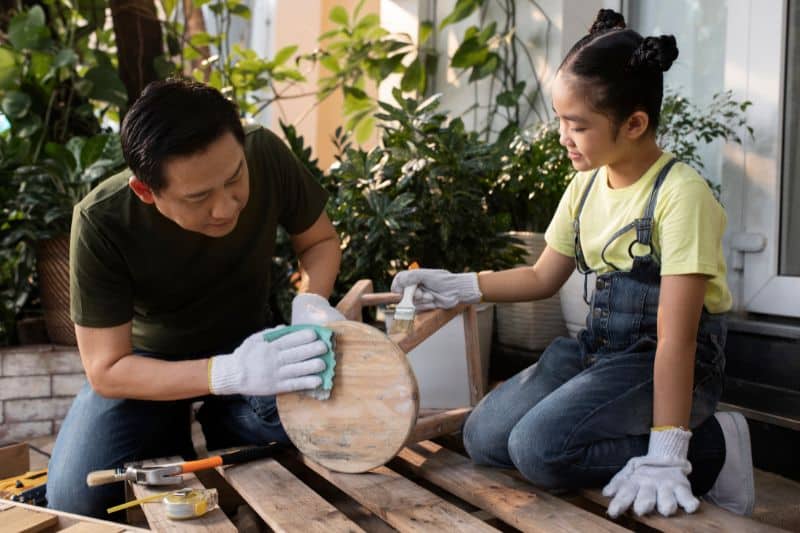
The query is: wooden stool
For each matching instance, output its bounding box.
[277,279,483,473]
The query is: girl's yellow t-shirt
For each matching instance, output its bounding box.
[545,152,732,313]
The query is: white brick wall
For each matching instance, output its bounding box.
[0,345,83,444]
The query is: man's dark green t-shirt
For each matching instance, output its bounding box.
[69,126,328,356]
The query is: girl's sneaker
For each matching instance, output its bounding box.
[704,411,755,515]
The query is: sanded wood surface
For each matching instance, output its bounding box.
[217,458,364,533]
[277,321,419,473]
[463,305,484,404]
[298,454,499,532]
[581,488,788,532]
[394,441,628,533]
[0,506,58,533]
[129,457,235,532]
[393,305,466,354]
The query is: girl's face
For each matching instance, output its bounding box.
[552,72,622,172]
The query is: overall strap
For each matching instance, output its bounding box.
[635,157,679,247]
[572,168,601,272]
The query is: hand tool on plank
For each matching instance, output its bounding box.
[86,443,283,487]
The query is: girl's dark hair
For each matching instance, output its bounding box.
[559,9,679,133]
[121,78,245,192]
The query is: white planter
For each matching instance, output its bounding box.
[384,303,494,409]
[496,232,567,350]
[559,269,594,338]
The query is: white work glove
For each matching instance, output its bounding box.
[391,268,482,310]
[603,427,699,518]
[291,293,345,325]
[209,328,327,396]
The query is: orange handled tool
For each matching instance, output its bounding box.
[87,443,283,487]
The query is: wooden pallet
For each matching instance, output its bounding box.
[0,499,147,533]
[127,412,794,533]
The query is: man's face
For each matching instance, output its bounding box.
[148,132,250,237]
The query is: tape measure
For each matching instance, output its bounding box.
[163,488,218,520]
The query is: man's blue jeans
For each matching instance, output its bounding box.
[463,335,726,494]
[46,384,288,518]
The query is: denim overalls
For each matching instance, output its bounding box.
[464,158,727,493]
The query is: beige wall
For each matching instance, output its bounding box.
[272,0,380,171]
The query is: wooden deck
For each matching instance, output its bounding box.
[23,414,800,533]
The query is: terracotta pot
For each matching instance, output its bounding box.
[36,235,76,346]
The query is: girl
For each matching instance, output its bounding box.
[392,9,753,518]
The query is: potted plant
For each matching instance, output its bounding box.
[486,122,575,350]
[0,5,127,345]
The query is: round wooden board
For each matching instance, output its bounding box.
[276,320,419,473]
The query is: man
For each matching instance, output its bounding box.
[46,79,344,518]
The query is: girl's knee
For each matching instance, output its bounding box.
[463,408,512,467]
[507,424,572,490]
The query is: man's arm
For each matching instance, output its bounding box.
[76,322,209,400]
[290,211,341,298]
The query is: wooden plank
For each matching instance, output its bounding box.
[0,506,58,533]
[297,454,499,532]
[717,402,800,431]
[60,523,126,533]
[0,499,148,532]
[408,407,471,444]
[463,305,485,404]
[752,469,800,531]
[580,488,788,533]
[217,458,365,533]
[336,279,374,321]
[130,456,236,532]
[394,441,628,533]
[393,305,466,354]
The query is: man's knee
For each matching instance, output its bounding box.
[463,407,512,467]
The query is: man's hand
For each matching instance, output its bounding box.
[603,427,699,518]
[391,268,481,310]
[291,293,345,325]
[209,328,327,396]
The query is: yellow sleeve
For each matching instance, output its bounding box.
[655,176,727,277]
[544,172,583,258]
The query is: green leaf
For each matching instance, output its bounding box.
[8,6,51,50]
[190,32,213,47]
[400,57,424,93]
[80,135,109,168]
[354,114,375,144]
[30,51,53,82]
[419,21,434,45]
[330,6,349,26]
[13,114,42,138]
[1,91,31,119]
[439,0,481,29]
[320,55,340,73]
[0,48,19,89]
[355,14,380,31]
[84,66,129,108]
[153,55,178,78]
[272,45,298,66]
[451,37,487,68]
[229,3,251,19]
[54,49,79,69]
[468,52,499,81]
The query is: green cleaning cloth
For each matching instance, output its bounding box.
[264,325,335,399]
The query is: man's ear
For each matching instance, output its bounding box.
[128,176,155,204]
[129,176,155,204]
[623,110,650,140]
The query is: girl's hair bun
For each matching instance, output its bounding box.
[630,35,679,73]
[589,9,626,35]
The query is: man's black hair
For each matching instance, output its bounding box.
[121,78,245,192]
